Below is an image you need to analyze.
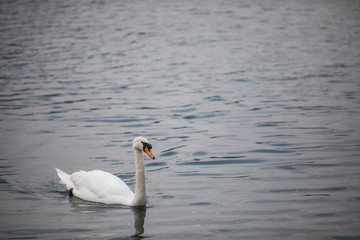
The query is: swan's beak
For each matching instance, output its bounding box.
[144,147,155,160]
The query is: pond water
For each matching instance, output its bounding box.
[1,0,360,239]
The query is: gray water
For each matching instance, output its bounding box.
[1,0,360,239]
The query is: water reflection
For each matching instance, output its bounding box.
[66,194,146,238]
[131,206,146,238]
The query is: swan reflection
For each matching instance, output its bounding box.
[65,195,146,238]
[131,206,146,238]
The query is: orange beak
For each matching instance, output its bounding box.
[144,147,155,160]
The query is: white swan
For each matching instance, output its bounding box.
[55,136,155,206]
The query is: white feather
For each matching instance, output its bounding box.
[55,136,154,206]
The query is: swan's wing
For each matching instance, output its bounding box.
[70,170,134,205]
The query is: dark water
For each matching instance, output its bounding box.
[1,0,360,239]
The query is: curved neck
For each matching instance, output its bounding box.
[132,148,146,206]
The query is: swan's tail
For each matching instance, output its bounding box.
[55,168,74,190]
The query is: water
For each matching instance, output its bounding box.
[1,0,360,239]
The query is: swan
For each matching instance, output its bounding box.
[55,136,155,206]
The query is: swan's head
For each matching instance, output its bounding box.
[133,136,155,160]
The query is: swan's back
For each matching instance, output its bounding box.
[62,169,135,205]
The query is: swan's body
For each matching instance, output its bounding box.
[56,136,155,206]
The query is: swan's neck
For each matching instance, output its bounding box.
[132,148,146,206]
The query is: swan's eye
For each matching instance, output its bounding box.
[142,142,152,151]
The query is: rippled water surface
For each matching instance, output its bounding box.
[1,0,360,239]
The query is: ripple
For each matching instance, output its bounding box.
[276,163,336,171]
[160,151,178,157]
[1,0,360,239]
[161,145,186,153]
[177,159,265,166]
[145,162,166,167]
[170,108,196,113]
[267,186,348,193]
[204,95,226,101]
[256,121,287,127]
[183,113,220,120]
[85,117,155,123]
[249,149,295,154]
[189,202,211,206]
[192,151,208,156]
